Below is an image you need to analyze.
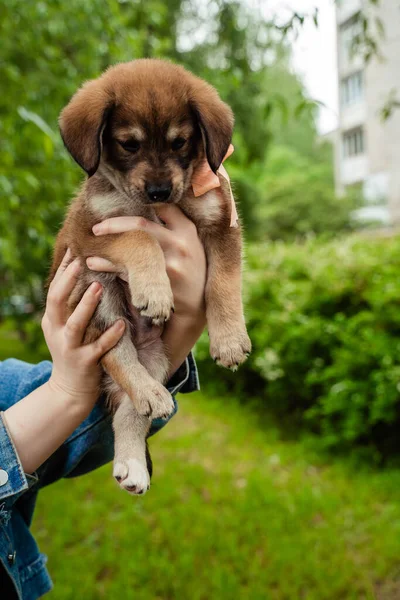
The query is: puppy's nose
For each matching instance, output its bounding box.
[146,183,172,203]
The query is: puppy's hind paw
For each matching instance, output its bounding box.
[210,331,251,370]
[113,458,150,495]
[134,380,176,420]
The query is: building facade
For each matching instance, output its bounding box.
[335,0,400,224]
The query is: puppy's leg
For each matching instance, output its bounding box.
[102,331,174,419]
[202,225,251,370]
[97,230,174,326]
[111,387,152,495]
[111,339,169,495]
[71,273,174,419]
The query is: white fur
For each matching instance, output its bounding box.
[127,126,146,141]
[196,190,223,225]
[113,458,150,495]
[167,125,180,140]
[114,125,146,141]
[112,394,151,495]
[89,191,128,219]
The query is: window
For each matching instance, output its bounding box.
[340,13,362,60]
[341,71,364,106]
[342,127,365,158]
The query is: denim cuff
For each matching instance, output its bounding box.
[0,354,200,484]
[0,412,38,505]
[166,352,200,396]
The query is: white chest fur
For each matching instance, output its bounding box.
[89,192,155,222]
[183,189,223,226]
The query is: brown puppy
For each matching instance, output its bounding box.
[51,59,251,495]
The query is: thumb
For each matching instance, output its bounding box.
[155,204,190,230]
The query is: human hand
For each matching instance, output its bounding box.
[42,249,125,410]
[87,205,207,375]
[89,205,207,322]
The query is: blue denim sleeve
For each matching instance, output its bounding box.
[0,355,199,501]
[0,413,38,504]
[0,359,53,504]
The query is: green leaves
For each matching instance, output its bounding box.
[17,107,57,141]
[196,234,400,460]
[2,0,391,418]
[1,0,323,333]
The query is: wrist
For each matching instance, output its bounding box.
[163,311,206,377]
[168,313,206,349]
[47,376,98,418]
[173,308,206,334]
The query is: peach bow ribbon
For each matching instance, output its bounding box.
[191,144,238,228]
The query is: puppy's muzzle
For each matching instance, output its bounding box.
[145,182,172,203]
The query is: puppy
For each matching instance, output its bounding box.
[50,59,251,495]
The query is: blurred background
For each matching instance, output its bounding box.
[2,0,400,598]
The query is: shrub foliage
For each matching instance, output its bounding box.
[196,234,400,459]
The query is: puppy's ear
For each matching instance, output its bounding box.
[59,79,114,177]
[190,82,234,173]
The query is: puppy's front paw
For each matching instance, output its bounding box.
[134,380,175,420]
[210,329,251,370]
[113,458,150,495]
[129,277,174,326]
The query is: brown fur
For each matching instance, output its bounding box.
[51,59,251,495]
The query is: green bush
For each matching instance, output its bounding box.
[195,234,400,459]
[0,0,342,332]
[251,145,360,241]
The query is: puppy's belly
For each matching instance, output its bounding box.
[98,277,164,349]
[128,303,164,350]
[75,271,164,355]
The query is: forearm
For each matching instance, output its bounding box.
[163,313,206,377]
[3,381,94,474]
[2,318,200,476]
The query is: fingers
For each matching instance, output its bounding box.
[52,248,72,285]
[64,281,103,347]
[86,257,121,274]
[92,207,198,250]
[86,257,129,282]
[154,204,194,232]
[92,216,172,252]
[92,216,158,235]
[92,206,193,235]
[65,282,125,356]
[88,319,126,361]
[46,258,82,326]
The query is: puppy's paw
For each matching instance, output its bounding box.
[130,278,174,326]
[134,380,175,420]
[113,458,150,495]
[210,330,251,370]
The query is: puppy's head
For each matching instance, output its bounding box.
[59,59,234,206]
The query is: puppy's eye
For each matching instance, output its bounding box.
[171,137,186,151]
[118,140,141,153]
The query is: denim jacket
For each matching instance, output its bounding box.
[0,355,199,599]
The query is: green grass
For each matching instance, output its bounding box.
[31,393,400,600]
[3,326,400,598]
